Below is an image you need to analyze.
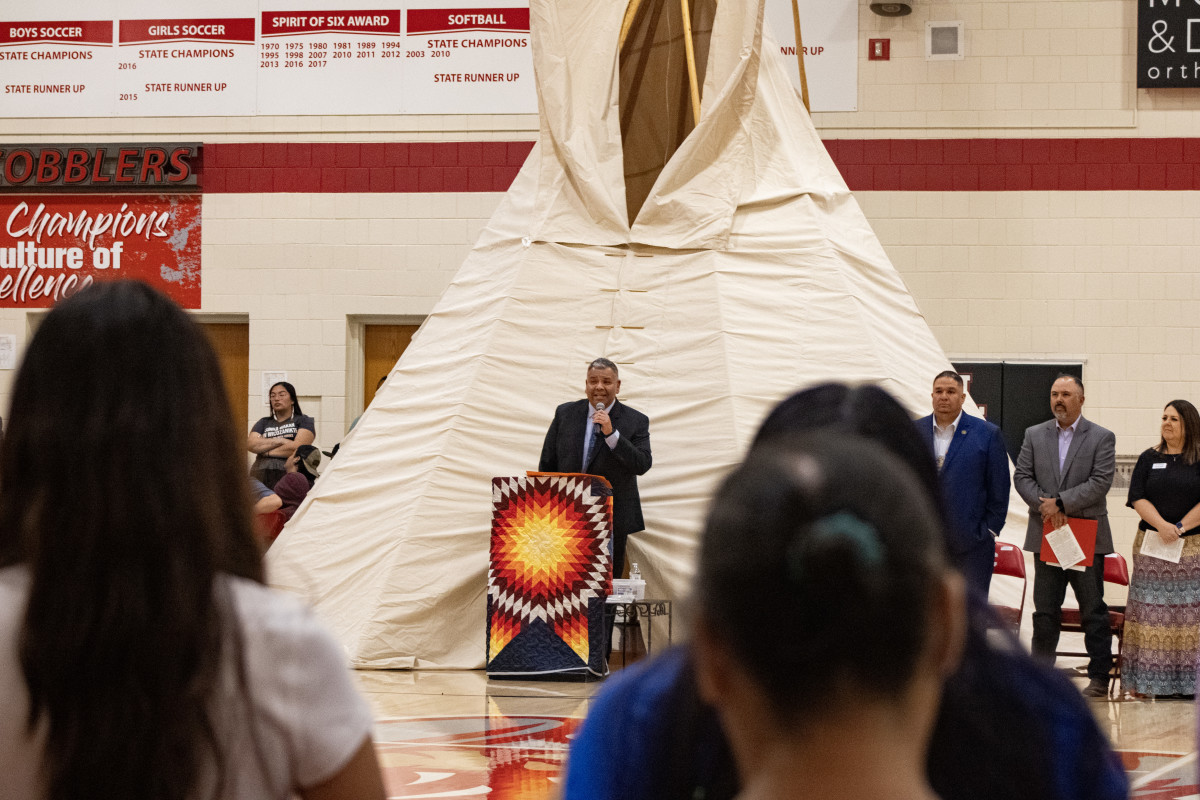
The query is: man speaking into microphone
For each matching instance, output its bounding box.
[539,358,653,582]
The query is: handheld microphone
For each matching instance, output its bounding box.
[593,401,604,436]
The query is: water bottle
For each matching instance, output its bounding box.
[630,562,641,581]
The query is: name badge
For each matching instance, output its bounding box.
[1153,462,1168,469]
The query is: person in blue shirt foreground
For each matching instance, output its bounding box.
[694,433,967,800]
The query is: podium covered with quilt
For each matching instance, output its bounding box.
[487,473,612,678]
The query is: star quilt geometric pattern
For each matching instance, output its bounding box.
[487,475,611,673]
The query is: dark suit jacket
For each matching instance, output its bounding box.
[916,412,1010,555]
[1013,416,1116,554]
[538,398,652,537]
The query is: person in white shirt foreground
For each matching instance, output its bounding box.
[0,280,385,800]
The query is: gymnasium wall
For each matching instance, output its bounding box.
[0,0,1196,480]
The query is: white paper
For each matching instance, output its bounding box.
[261,371,287,405]
[1140,530,1185,564]
[1045,523,1086,570]
[0,335,16,370]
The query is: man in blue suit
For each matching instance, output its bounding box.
[916,371,1010,594]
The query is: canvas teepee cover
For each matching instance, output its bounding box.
[268,0,972,668]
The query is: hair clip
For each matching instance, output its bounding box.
[805,511,885,568]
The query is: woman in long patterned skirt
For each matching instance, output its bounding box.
[1123,399,1200,698]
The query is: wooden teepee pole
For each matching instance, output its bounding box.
[790,0,811,112]
[619,0,644,49]
[680,0,702,123]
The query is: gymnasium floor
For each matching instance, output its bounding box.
[353,666,1198,800]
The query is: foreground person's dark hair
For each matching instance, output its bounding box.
[0,281,262,800]
[752,382,942,510]
[697,433,949,723]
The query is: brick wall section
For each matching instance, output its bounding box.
[203,138,1200,193]
[825,138,1200,192]
[202,141,534,193]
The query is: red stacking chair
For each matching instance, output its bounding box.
[988,541,1027,637]
[254,509,286,546]
[1054,552,1129,698]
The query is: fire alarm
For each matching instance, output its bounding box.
[868,39,890,61]
[870,3,912,16]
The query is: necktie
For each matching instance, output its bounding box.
[584,427,598,469]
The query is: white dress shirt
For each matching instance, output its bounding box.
[933,411,962,470]
[1057,417,1079,472]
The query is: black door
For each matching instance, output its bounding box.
[953,362,1083,461]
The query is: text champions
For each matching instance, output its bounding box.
[0,201,171,303]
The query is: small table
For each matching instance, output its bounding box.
[606,598,672,667]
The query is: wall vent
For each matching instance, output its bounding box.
[925,21,964,60]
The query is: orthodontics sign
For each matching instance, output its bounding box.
[0,193,201,308]
[1139,0,1200,87]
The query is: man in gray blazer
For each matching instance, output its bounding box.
[1014,374,1116,698]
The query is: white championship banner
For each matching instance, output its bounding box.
[0,0,856,117]
[401,3,533,114]
[116,0,258,116]
[0,0,117,118]
[258,3,404,115]
[763,0,856,112]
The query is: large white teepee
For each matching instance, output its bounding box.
[268,0,969,668]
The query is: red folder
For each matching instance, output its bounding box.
[1039,517,1098,568]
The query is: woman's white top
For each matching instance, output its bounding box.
[0,566,374,800]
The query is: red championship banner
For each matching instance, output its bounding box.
[405,8,529,35]
[118,18,257,45]
[0,194,200,308]
[0,20,113,46]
